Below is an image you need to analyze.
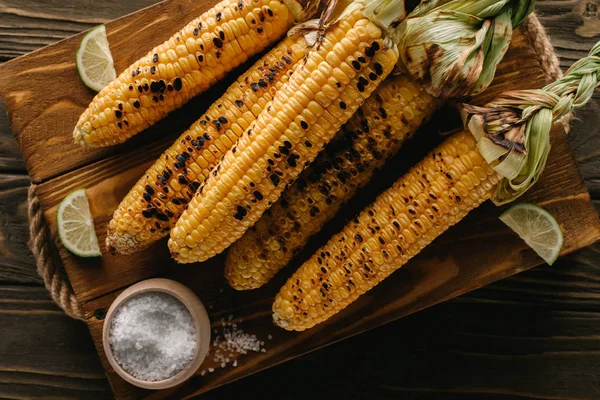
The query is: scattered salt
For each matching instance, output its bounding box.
[203,316,267,374]
[109,292,197,382]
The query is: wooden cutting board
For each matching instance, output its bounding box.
[1,0,599,398]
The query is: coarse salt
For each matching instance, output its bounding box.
[109,292,197,382]
[204,316,267,374]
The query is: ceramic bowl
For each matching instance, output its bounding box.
[102,278,210,390]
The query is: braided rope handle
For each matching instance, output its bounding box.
[523,14,563,82]
[28,185,84,319]
[522,13,571,131]
[27,13,562,320]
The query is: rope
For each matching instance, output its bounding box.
[27,185,84,320]
[523,13,563,83]
[27,13,563,320]
[522,13,570,131]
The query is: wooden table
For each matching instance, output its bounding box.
[0,1,599,399]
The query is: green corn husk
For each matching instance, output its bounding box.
[290,0,451,48]
[363,0,448,29]
[397,0,536,98]
[462,40,600,205]
[295,0,534,99]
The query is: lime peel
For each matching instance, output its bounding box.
[499,203,563,266]
[57,189,102,258]
[76,25,116,92]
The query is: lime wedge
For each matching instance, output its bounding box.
[57,189,101,258]
[76,25,116,92]
[499,203,563,266]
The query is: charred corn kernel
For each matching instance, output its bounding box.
[74,0,319,147]
[106,35,309,254]
[272,131,501,331]
[169,8,400,263]
[225,74,438,290]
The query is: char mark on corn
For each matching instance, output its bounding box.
[224,74,438,290]
[169,8,400,264]
[272,131,501,331]
[74,0,316,147]
[107,35,309,255]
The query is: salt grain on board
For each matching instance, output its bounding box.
[204,316,267,374]
[108,292,197,382]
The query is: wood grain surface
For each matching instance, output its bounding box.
[1,0,600,399]
[6,1,600,397]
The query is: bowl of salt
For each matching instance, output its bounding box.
[102,278,210,390]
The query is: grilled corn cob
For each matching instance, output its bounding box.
[73,0,320,147]
[273,130,501,330]
[106,35,310,255]
[272,39,600,331]
[225,74,438,290]
[168,0,534,263]
[169,3,405,264]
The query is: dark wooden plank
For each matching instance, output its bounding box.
[206,302,600,400]
[0,100,26,173]
[4,4,600,399]
[568,102,600,205]
[0,174,41,284]
[0,285,112,399]
[0,0,161,61]
[536,1,600,67]
[0,0,600,399]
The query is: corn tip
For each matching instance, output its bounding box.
[105,230,145,255]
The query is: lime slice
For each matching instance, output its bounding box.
[57,189,101,258]
[499,203,563,266]
[76,25,116,92]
